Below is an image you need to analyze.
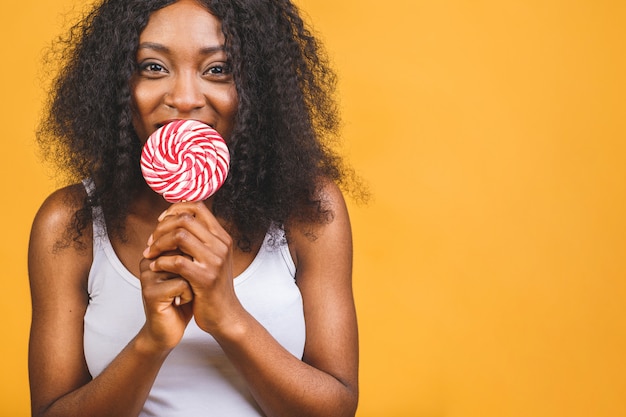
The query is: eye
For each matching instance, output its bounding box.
[204,63,232,78]
[139,61,168,76]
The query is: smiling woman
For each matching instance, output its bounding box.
[28,0,359,416]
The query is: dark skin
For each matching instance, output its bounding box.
[28,1,358,416]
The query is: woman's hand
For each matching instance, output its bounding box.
[142,201,246,338]
[138,252,194,352]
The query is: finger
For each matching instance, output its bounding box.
[140,256,194,304]
[157,212,214,247]
[145,222,232,263]
[158,201,204,222]
[174,282,194,305]
[157,202,231,245]
[151,231,233,281]
[140,255,185,277]
[144,228,210,260]
[141,275,193,309]
[148,252,208,278]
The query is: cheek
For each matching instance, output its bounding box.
[131,83,156,116]
[216,85,239,135]
[130,83,157,141]
[224,84,239,124]
[213,84,238,113]
[130,111,146,143]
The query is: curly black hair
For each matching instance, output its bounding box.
[38,0,355,249]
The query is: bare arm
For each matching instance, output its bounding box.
[28,186,185,417]
[220,182,359,417]
[145,181,358,417]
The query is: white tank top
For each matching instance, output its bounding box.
[83,203,305,416]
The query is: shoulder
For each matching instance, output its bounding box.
[287,180,352,277]
[31,183,90,247]
[29,183,93,278]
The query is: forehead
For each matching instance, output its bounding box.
[140,0,224,45]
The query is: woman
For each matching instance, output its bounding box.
[28,0,359,416]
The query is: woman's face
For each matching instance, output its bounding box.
[131,0,238,143]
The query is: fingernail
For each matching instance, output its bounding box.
[158,210,168,222]
[147,234,154,246]
[143,247,150,258]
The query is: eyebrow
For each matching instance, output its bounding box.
[137,42,225,55]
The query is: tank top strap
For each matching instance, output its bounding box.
[81,178,107,245]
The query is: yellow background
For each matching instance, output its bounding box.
[2,0,625,416]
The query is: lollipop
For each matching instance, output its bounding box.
[141,120,230,202]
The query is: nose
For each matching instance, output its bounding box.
[164,73,206,114]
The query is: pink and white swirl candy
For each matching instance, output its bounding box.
[140,120,229,202]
